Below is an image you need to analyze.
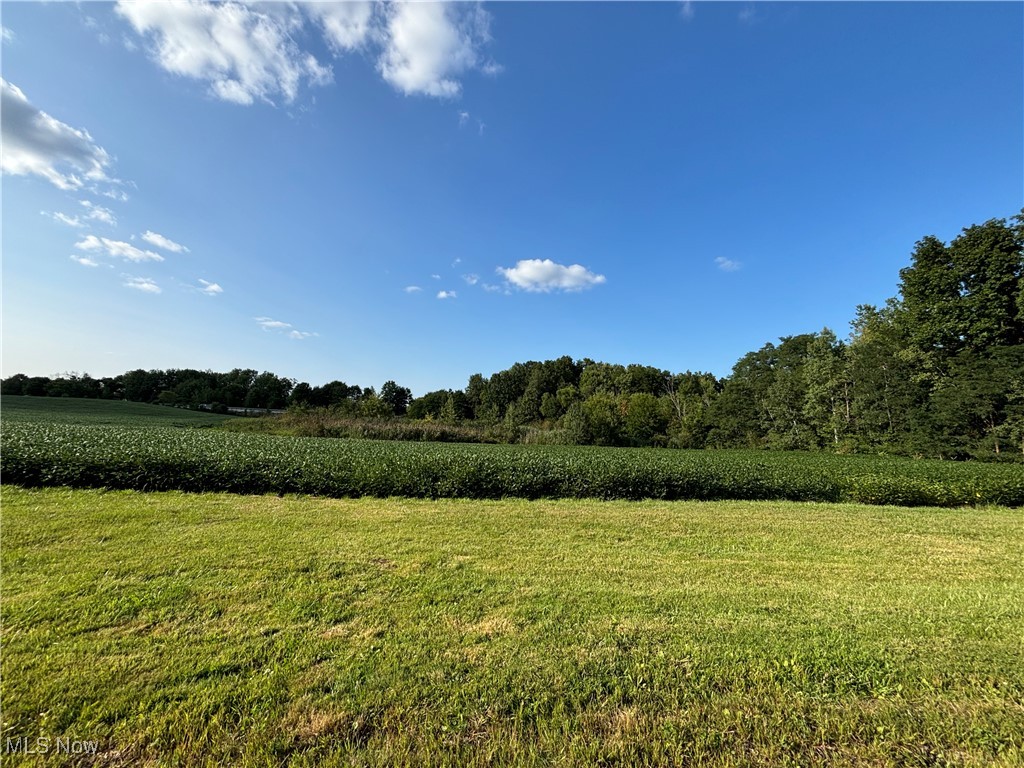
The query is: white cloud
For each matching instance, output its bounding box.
[1,79,117,191]
[255,316,316,338]
[463,273,479,285]
[70,255,99,267]
[431,273,441,280]
[498,259,606,293]
[308,1,375,53]
[1,26,14,43]
[437,290,456,300]
[680,1,695,20]
[738,6,757,24]
[404,285,422,293]
[79,200,117,226]
[255,316,292,330]
[115,0,332,106]
[124,276,161,293]
[142,230,189,253]
[715,257,741,272]
[198,279,223,295]
[115,1,498,105]
[378,2,492,98]
[482,283,502,293]
[75,235,164,262]
[44,211,84,228]
[458,110,470,127]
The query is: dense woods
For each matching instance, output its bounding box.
[5,213,1022,459]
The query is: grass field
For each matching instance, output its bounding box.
[0,395,233,427]
[2,487,1022,766]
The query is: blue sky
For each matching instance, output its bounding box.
[2,1,1021,396]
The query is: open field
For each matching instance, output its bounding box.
[1,487,1022,766]
[4,419,1023,506]
[0,396,233,428]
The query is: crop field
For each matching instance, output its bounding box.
[2,487,1022,767]
[3,419,1023,506]
[0,395,233,427]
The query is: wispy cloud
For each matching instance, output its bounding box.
[462,273,479,285]
[124,276,161,294]
[75,235,164,262]
[680,1,695,21]
[738,5,757,24]
[715,256,741,272]
[498,259,606,293]
[142,230,189,253]
[255,316,316,339]
[1,79,119,191]
[458,110,470,127]
[431,273,441,280]
[79,199,117,226]
[1,26,14,43]
[437,290,457,300]
[255,317,292,330]
[70,255,99,267]
[198,279,222,295]
[44,211,84,228]
[404,285,423,293]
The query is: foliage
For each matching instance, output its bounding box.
[3,421,1021,506]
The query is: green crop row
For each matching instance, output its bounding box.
[3,423,1022,506]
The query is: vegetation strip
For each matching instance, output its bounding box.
[3,421,1022,506]
[2,488,1021,766]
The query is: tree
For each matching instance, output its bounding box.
[899,217,1023,368]
[802,329,851,448]
[380,380,412,416]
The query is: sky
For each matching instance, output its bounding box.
[2,1,1022,397]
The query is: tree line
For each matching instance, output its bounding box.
[4,212,1021,458]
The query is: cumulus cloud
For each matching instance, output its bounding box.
[498,259,606,293]
[142,230,189,253]
[79,200,117,226]
[115,1,498,105]
[70,255,99,267]
[115,0,332,106]
[75,234,164,262]
[198,279,223,295]
[1,79,117,191]
[124,276,161,293]
[462,274,479,285]
[308,1,375,53]
[378,2,491,98]
[437,290,456,299]
[404,285,422,293]
[715,257,741,272]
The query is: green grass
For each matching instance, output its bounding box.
[2,487,1022,766]
[0,395,233,427]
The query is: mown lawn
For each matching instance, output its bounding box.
[1,488,1022,766]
